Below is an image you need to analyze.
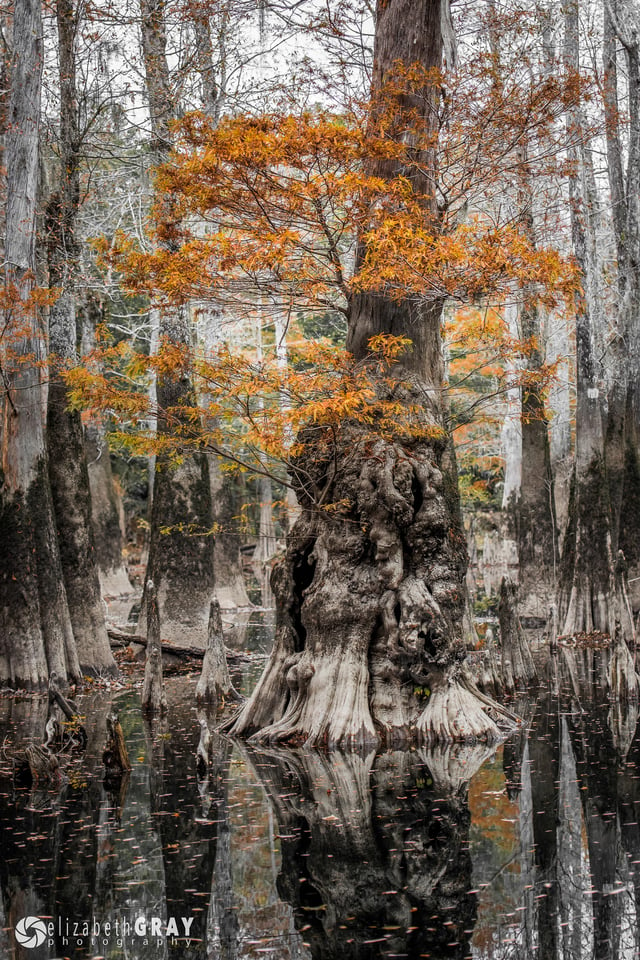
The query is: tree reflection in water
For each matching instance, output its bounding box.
[4,673,640,958]
[244,743,493,959]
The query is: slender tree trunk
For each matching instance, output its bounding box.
[138,0,216,645]
[229,0,514,747]
[80,296,132,597]
[141,579,167,714]
[211,465,250,608]
[0,0,81,689]
[501,302,522,509]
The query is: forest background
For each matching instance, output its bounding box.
[1,0,639,741]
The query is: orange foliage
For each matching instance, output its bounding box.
[79,33,585,483]
[64,331,443,501]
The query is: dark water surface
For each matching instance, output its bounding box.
[1,656,640,959]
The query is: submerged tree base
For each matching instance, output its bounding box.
[228,378,517,749]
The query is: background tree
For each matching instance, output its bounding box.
[136,0,216,645]
[45,0,117,676]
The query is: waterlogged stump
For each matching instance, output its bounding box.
[141,580,167,715]
[229,379,514,748]
[102,709,131,777]
[195,600,239,706]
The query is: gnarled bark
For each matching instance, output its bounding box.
[229,381,514,748]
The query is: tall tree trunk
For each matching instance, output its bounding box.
[560,0,638,656]
[211,466,250,608]
[45,0,117,676]
[0,0,80,688]
[514,298,558,611]
[559,0,621,640]
[229,0,514,747]
[138,0,216,645]
[81,296,133,598]
[604,3,640,567]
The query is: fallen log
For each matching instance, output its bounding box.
[108,628,204,658]
[107,627,266,662]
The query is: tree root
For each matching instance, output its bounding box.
[416,666,518,744]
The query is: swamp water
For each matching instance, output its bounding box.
[1,637,640,959]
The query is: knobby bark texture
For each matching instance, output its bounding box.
[230,0,514,748]
[0,0,81,689]
[138,0,216,645]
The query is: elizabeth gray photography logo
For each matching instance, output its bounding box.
[14,917,47,949]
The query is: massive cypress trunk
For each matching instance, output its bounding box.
[229,0,514,747]
[138,0,216,645]
[45,0,117,676]
[0,0,81,689]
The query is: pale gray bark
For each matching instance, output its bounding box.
[603,0,640,564]
[85,423,133,597]
[196,599,238,703]
[500,301,522,509]
[229,0,514,747]
[141,580,167,714]
[211,463,250,609]
[498,576,537,692]
[559,0,635,655]
[0,0,80,688]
